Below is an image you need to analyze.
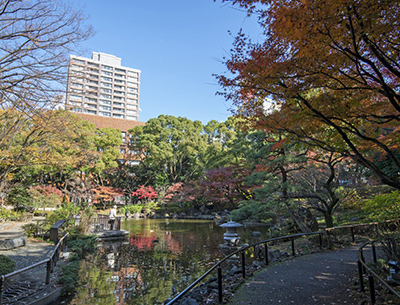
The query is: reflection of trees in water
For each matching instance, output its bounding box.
[72,220,229,304]
[69,257,117,305]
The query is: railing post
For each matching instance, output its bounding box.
[264,243,269,265]
[241,251,246,279]
[368,274,376,304]
[217,266,223,304]
[46,260,52,284]
[291,238,295,256]
[318,233,322,250]
[357,260,364,292]
[372,244,377,264]
[360,251,366,274]
[326,230,333,249]
[0,275,4,305]
[350,227,355,243]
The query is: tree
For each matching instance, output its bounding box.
[0,0,92,111]
[29,185,63,211]
[91,186,124,210]
[129,115,209,183]
[288,152,351,228]
[217,0,400,189]
[198,165,251,210]
[132,185,158,202]
[0,109,96,190]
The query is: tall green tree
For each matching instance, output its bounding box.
[129,115,208,184]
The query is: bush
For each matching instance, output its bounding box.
[120,204,144,215]
[59,235,97,295]
[7,186,33,211]
[231,201,275,223]
[0,210,26,222]
[0,255,16,275]
[0,208,11,221]
[363,191,400,221]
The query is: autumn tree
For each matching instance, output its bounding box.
[0,110,96,188]
[217,0,400,189]
[198,165,251,210]
[132,185,158,203]
[91,186,124,210]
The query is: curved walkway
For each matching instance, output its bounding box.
[0,220,62,305]
[228,246,360,305]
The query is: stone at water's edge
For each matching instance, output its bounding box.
[0,236,27,250]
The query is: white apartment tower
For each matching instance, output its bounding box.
[66,52,140,121]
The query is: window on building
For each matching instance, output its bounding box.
[100,111,111,117]
[71,82,83,88]
[101,82,112,88]
[99,100,111,105]
[126,115,137,120]
[102,71,113,76]
[113,113,124,118]
[84,109,97,114]
[72,58,85,65]
[102,65,113,71]
[127,104,137,109]
[101,76,112,82]
[115,68,126,73]
[100,94,111,99]
[100,106,111,111]
[70,94,82,100]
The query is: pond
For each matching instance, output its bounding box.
[69,219,268,305]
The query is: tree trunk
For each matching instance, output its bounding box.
[324,212,334,228]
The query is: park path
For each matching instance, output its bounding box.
[228,246,360,305]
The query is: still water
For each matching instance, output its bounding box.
[69,219,266,305]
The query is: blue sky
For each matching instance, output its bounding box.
[70,1,260,124]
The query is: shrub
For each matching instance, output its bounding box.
[7,186,33,211]
[363,191,400,221]
[59,235,97,295]
[0,255,16,275]
[231,201,275,223]
[120,204,144,215]
[0,208,11,221]
[29,185,63,211]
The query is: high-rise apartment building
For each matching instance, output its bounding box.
[66,52,141,121]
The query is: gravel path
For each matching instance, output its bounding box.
[228,246,360,305]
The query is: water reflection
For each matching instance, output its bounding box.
[71,219,266,305]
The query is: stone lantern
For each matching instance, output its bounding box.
[220,220,243,246]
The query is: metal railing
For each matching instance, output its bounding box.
[325,218,400,248]
[166,231,323,304]
[89,215,121,233]
[0,232,68,305]
[167,218,400,304]
[357,240,400,305]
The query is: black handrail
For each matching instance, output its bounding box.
[167,217,400,304]
[357,240,400,304]
[166,231,323,304]
[0,232,68,305]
